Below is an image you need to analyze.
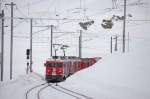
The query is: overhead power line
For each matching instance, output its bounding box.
[3,16,150,22]
[19,0,45,8]
[3,16,88,21]
[33,27,50,35]
[16,5,29,18]
[127,19,150,21]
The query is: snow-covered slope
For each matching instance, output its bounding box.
[58,21,150,99]
[60,42,150,99]
[0,73,45,99]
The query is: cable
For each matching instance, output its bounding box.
[47,0,56,12]
[14,20,26,28]
[16,5,29,18]
[19,0,46,8]
[33,27,50,35]
[3,16,87,21]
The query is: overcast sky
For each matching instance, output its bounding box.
[1,0,132,17]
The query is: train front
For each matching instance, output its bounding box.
[44,59,65,83]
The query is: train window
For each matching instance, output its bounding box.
[47,63,52,67]
[56,62,63,67]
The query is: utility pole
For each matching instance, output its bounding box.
[50,25,53,57]
[110,36,112,53]
[0,0,2,81]
[114,35,118,51]
[79,30,82,58]
[127,32,129,52]
[0,10,4,81]
[30,19,33,72]
[5,2,16,80]
[26,49,30,74]
[123,0,126,53]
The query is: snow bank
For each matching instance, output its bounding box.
[0,73,46,99]
[60,36,150,99]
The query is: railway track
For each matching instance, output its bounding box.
[37,83,52,99]
[25,82,49,99]
[50,84,94,99]
[57,85,93,99]
[25,82,93,99]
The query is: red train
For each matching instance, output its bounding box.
[44,56,100,83]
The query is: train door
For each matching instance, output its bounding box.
[63,62,67,76]
[77,61,80,71]
[73,61,77,73]
[63,61,69,77]
[70,61,74,74]
[66,62,70,76]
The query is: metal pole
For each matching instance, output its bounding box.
[1,10,4,81]
[5,2,16,80]
[79,30,82,58]
[128,32,129,52]
[63,50,65,57]
[123,0,126,53]
[50,25,53,57]
[0,0,1,81]
[55,50,56,58]
[30,19,33,72]
[114,35,118,51]
[10,2,15,80]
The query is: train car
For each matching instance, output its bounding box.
[44,56,101,83]
[44,59,69,82]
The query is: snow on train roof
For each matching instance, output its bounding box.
[45,56,101,62]
[46,56,81,62]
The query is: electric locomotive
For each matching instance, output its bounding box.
[44,56,100,83]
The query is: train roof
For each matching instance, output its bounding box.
[46,56,81,62]
[45,56,101,62]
